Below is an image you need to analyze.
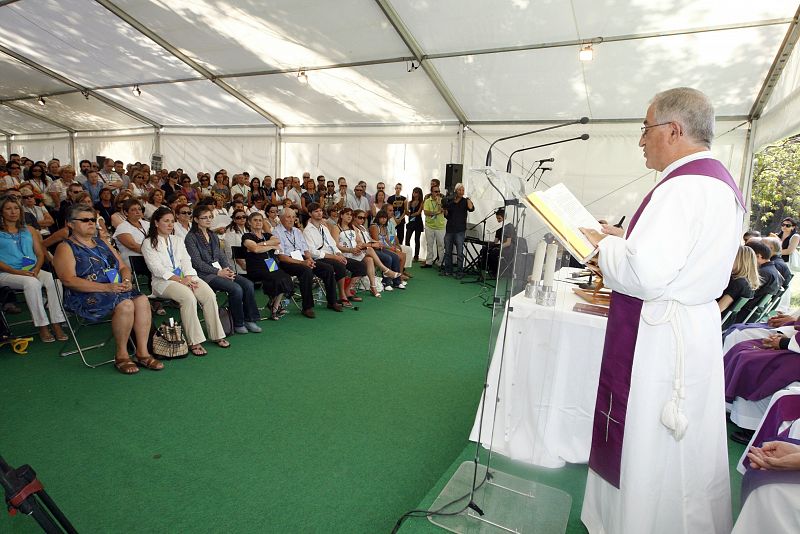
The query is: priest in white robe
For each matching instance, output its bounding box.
[579,87,744,534]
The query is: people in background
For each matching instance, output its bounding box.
[173,203,192,239]
[387,183,407,244]
[0,195,67,343]
[717,245,759,314]
[735,240,784,323]
[185,204,262,335]
[141,207,229,356]
[775,217,799,261]
[442,183,475,278]
[422,184,445,269]
[113,199,149,267]
[53,203,161,375]
[241,211,294,320]
[404,187,424,262]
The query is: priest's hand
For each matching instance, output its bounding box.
[747,441,800,470]
[761,334,786,350]
[579,227,606,247]
[768,312,796,328]
[600,223,625,237]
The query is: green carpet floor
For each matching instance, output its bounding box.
[0,268,748,533]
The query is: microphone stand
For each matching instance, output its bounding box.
[462,209,496,289]
[506,134,590,174]
[485,117,589,167]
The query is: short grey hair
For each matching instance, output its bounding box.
[69,203,95,221]
[650,87,715,148]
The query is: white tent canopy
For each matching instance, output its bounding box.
[2,0,800,233]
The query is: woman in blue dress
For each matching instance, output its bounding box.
[53,203,162,375]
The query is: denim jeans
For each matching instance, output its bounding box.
[444,231,466,273]
[207,275,260,326]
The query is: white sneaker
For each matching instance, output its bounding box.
[398,281,407,289]
[245,322,262,333]
[234,326,249,334]
[384,285,394,291]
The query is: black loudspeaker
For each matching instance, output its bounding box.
[445,163,463,193]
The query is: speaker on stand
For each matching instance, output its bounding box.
[444,163,463,196]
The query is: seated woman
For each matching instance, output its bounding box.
[196,173,212,199]
[224,208,249,274]
[19,183,55,237]
[719,245,760,314]
[180,176,198,205]
[332,207,381,298]
[113,199,150,268]
[141,207,229,356]
[94,187,115,229]
[173,203,192,239]
[143,188,165,220]
[370,210,408,288]
[0,195,67,343]
[241,211,294,320]
[271,177,287,208]
[352,209,402,291]
[52,203,162,374]
[185,205,261,334]
[109,190,132,230]
[264,204,281,233]
[210,194,230,234]
[325,205,340,233]
[249,177,268,207]
[128,171,148,200]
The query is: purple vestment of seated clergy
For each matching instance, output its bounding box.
[588,158,746,488]
[724,329,800,402]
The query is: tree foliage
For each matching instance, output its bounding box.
[750,136,800,233]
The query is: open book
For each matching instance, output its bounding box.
[525,183,602,263]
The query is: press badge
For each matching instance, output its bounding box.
[20,256,36,271]
[104,268,121,283]
[264,258,278,272]
[211,261,222,270]
[173,267,183,278]
[290,250,303,261]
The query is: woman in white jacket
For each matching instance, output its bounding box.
[141,207,229,356]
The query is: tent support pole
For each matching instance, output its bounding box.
[153,127,161,156]
[68,132,76,167]
[275,129,282,180]
[4,135,11,159]
[739,121,757,221]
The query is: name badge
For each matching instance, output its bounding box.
[211,261,222,270]
[173,267,183,278]
[264,258,279,272]
[290,250,303,261]
[104,268,120,284]
[20,256,36,271]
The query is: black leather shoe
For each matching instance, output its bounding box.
[730,429,754,445]
[327,303,343,312]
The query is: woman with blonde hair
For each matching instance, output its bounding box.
[718,245,760,313]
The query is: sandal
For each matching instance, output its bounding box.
[114,358,140,375]
[370,285,382,298]
[382,269,400,279]
[190,344,207,356]
[339,299,353,308]
[136,356,164,371]
[39,333,55,343]
[214,339,231,348]
[348,295,363,302]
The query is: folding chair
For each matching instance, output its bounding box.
[740,293,774,324]
[128,255,177,309]
[721,296,750,330]
[52,270,120,368]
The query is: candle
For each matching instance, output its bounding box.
[530,241,547,282]
[543,243,559,287]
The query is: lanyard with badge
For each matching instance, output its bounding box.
[14,232,36,271]
[74,239,120,283]
[317,225,332,253]
[166,236,183,278]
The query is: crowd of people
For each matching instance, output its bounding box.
[0,153,480,374]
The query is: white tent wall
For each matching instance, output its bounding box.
[754,33,800,149]
[281,125,460,193]
[9,134,70,163]
[161,129,276,177]
[74,131,155,168]
[462,121,751,244]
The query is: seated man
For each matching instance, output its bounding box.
[736,240,784,323]
[273,208,341,318]
[302,203,366,307]
[731,390,800,534]
[487,208,515,276]
[724,324,800,442]
[52,203,162,375]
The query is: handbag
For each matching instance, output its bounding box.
[790,250,800,273]
[150,321,189,359]
[218,306,233,337]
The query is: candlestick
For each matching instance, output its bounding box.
[530,241,546,282]
[542,243,558,287]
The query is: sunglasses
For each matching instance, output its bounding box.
[72,217,97,223]
[21,195,34,199]
[234,215,246,220]
[179,211,192,215]
[782,223,794,227]
[355,216,365,219]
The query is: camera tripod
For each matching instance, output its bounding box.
[1,454,77,533]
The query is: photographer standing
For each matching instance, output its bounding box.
[442,183,474,278]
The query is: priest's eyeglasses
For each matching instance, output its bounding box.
[640,122,673,137]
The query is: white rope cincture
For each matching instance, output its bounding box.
[642,300,688,440]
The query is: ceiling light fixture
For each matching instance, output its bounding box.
[133,84,142,96]
[407,60,419,72]
[81,90,90,100]
[297,69,308,84]
[37,96,46,106]
[579,44,594,62]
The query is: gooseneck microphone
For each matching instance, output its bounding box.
[506,134,590,173]
[485,117,589,167]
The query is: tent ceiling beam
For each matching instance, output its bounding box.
[0,0,21,7]
[466,115,750,126]
[0,44,161,128]
[749,7,800,120]
[95,0,284,129]
[1,102,74,133]
[0,126,12,136]
[374,0,468,124]
[426,18,793,61]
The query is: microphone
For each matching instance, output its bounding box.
[540,167,553,172]
[535,158,555,164]
[614,215,626,228]
[507,134,590,173]
[485,117,589,167]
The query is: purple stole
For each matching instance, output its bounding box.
[588,158,745,488]
[739,394,800,503]
[724,329,800,402]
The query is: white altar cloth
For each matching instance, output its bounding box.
[469,271,607,468]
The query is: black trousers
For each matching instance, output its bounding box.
[396,221,406,244]
[278,260,338,310]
